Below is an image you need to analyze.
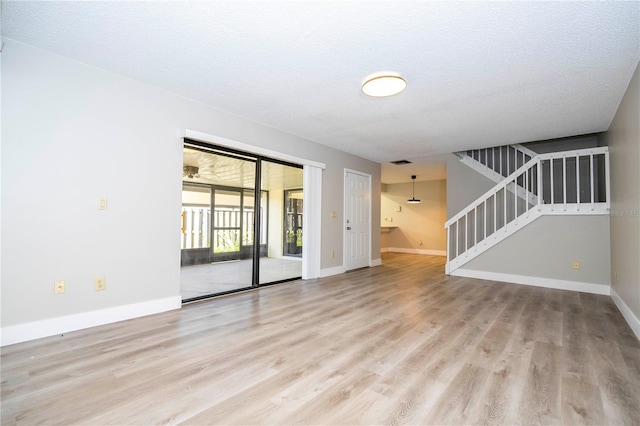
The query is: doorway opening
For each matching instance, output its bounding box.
[181,140,303,302]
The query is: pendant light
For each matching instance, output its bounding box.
[407,175,421,204]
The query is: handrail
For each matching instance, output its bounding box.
[460,144,538,179]
[445,146,610,273]
[512,144,538,159]
[446,160,532,227]
[446,146,608,226]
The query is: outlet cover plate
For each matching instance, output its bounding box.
[94,277,106,291]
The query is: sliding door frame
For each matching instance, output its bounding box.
[183,138,308,301]
[184,129,325,281]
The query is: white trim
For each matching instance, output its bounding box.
[459,155,505,184]
[302,165,322,279]
[512,144,539,159]
[319,265,346,278]
[451,268,610,295]
[370,258,382,267]
[382,247,446,256]
[344,169,372,271]
[0,296,181,347]
[611,288,640,340]
[184,129,326,169]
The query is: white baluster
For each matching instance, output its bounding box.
[525,168,529,215]
[576,154,580,210]
[590,152,595,211]
[484,199,487,242]
[563,155,567,211]
[537,160,543,211]
[446,225,450,262]
[605,151,611,208]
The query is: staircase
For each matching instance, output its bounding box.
[457,144,540,205]
[445,145,610,274]
[458,144,538,182]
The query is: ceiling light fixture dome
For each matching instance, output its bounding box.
[362,72,407,97]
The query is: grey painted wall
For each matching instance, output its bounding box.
[1,40,381,328]
[601,61,640,320]
[446,154,495,219]
[463,215,611,286]
[381,180,447,252]
[523,134,599,154]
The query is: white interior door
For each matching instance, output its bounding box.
[344,170,371,271]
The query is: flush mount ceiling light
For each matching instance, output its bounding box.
[362,72,407,97]
[407,175,421,204]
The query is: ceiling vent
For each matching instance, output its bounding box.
[390,160,412,165]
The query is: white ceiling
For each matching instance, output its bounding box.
[3,1,639,183]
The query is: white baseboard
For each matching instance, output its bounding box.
[320,259,381,277]
[1,296,182,347]
[382,247,446,256]
[611,288,640,340]
[451,268,610,296]
[319,265,346,278]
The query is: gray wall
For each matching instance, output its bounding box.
[601,61,640,322]
[1,39,381,329]
[381,180,447,252]
[523,134,599,154]
[446,154,495,219]
[463,215,611,288]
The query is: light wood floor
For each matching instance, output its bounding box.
[2,253,639,425]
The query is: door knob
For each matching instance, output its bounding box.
[346,226,352,230]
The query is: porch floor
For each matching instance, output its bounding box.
[180,256,302,300]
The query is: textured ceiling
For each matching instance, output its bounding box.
[3,1,639,183]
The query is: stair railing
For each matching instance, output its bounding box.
[461,144,538,178]
[446,147,609,274]
[459,144,540,204]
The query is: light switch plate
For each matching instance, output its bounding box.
[98,197,108,210]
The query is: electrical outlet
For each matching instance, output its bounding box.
[94,277,106,291]
[54,280,65,294]
[331,250,336,259]
[573,261,580,270]
[419,240,423,246]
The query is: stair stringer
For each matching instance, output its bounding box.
[445,208,542,275]
[458,144,539,205]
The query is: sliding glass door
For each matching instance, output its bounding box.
[259,160,303,285]
[180,141,302,302]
